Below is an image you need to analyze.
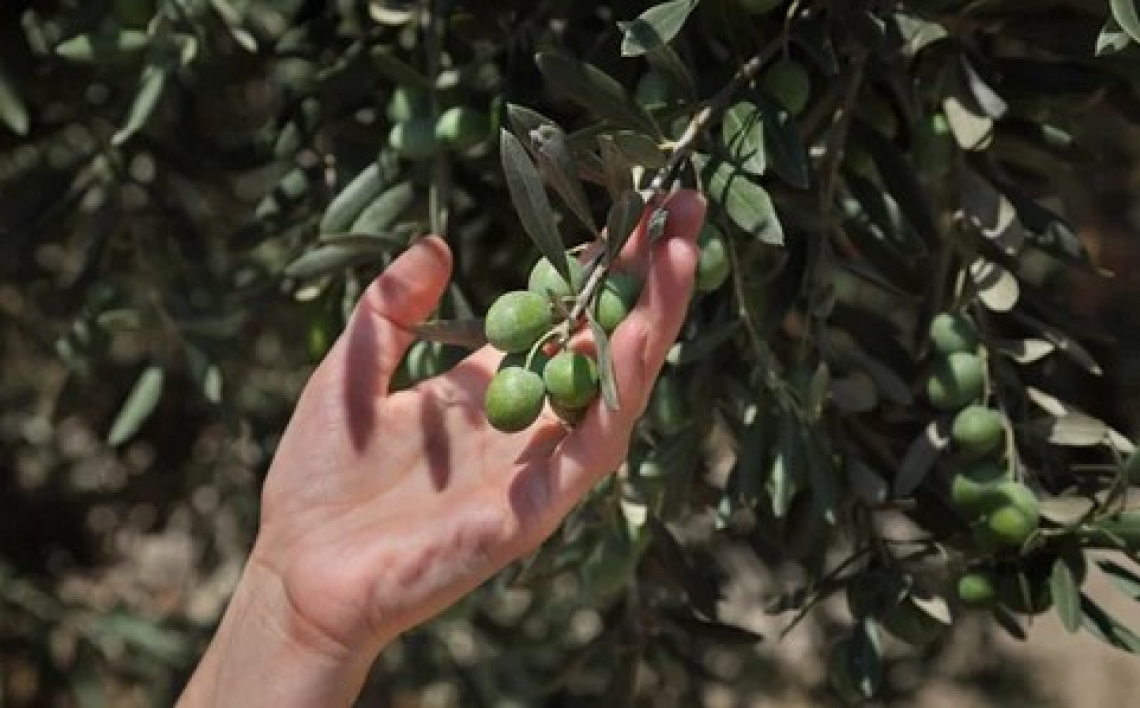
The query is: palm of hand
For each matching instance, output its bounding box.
[249,193,704,660]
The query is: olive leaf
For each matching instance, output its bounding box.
[722,102,766,175]
[1051,557,1082,633]
[606,190,645,261]
[1110,0,1140,43]
[894,418,951,497]
[586,311,620,411]
[1098,559,1140,601]
[535,52,660,137]
[0,64,28,136]
[107,365,165,446]
[285,244,387,280]
[597,134,635,199]
[1081,593,1140,653]
[500,129,570,282]
[347,182,415,238]
[695,155,785,246]
[619,0,699,57]
[507,104,596,233]
[113,63,169,146]
[56,31,150,62]
[320,163,387,234]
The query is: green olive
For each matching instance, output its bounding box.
[528,256,585,300]
[695,225,731,293]
[926,352,985,411]
[543,351,600,410]
[595,271,641,333]
[484,291,553,354]
[950,460,1011,514]
[929,311,979,356]
[957,570,998,606]
[484,367,546,433]
[760,59,811,115]
[951,405,1005,458]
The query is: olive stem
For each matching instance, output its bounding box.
[564,250,608,338]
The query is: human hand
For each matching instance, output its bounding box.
[178,190,706,707]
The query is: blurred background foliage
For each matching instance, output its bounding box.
[2,0,1140,705]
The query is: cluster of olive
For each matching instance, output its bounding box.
[482,254,641,433]
[925,312,1040,552]
[386,86,490,161]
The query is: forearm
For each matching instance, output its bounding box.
[177,551,380,708]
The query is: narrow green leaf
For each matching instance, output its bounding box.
[0,65,29,136]
[1097,17,1133,55]
[320,163,386,234]
[1051,558,1082,633]
[1097,559,1140,601]
[606,190,645,261]
[1081,592,1140,652]
[611,130,667,168]
[1031,412,1108,447]
[508,105,597,233]
[500,129,569,281]
[769,415,802,517]
[696,156,785,246]
[368,47,433,90]
[597,134,635,199]
[535,53,660,137]
[1110,0,1140,43]
[56,30,150,62]
[285,244,384,280]
[893,418,951,497]
[620,0,699,57]
[348,182,415,237]
[587,312,620,411]
[113,64,168,146]
[107,366,164,446]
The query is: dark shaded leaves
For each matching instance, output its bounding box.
[500,129,570,281]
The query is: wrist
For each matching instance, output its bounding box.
[178,546,382,708]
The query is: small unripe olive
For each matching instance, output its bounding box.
[926,352,985,410]
[528,256,585,299]
[484,367,546,433]
[434,106,490,152]
[974,481,1040,550]
[929,311,979,356]
[695,225,731,292]
[957,571,998,606]
[951,405,1005,458]
[595,271,641,333]
[484,291,553,354]
[543,351,600,410]
[950,460,1011,514]
[647,375,688,435]
[760,59,811,115]
[388,118,439,161]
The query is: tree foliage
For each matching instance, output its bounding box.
[3,0,1140,704]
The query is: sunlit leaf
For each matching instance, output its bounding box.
[0,64,29,136]
[620,0,699,57]
[894,418,951,497]
[56,30,150,62]
[1051,557,1082,633]
[1109,0,1140,43]
[107,366,164,446]
[696,156,785,246]
[113,63,168,145]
